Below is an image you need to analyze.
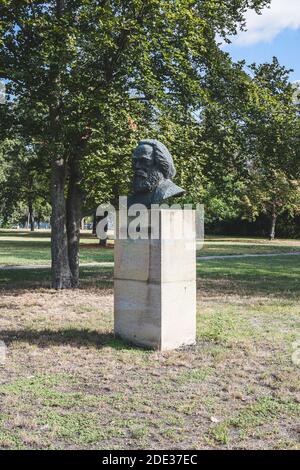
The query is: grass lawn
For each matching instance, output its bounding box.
[1,229,300,267]
[0,245,299,449]
[0,230,114,266]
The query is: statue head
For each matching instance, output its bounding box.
[132,139,176,194]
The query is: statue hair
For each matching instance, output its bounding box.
[136,139,176,179]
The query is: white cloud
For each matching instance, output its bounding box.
[231,0,300,46]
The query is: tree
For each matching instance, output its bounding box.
[240,170,300,240]
[0,0,270,287]
[241,58,300,239]
[0,137,50,230]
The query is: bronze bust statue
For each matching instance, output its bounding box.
[127,139,185,208]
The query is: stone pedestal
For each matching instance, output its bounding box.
[114,209,196,350]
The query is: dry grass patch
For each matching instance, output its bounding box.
[0,279,299,450]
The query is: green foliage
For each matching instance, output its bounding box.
[241,170,300,220]
[0,0,271,212]
[0,137,50,226]
[4,2,299,243]
[237,58,300,234]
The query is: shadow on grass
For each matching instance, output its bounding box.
[197,256,300,299]
[1,256,299,299]
[0,328,145,351]
[0,267,114,291]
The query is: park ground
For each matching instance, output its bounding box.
[0,230,299,449]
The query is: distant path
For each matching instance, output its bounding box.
[1,251,300,270]
[196,252,300,260]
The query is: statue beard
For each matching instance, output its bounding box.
[133,169,164,194]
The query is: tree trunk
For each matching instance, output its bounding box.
[66,157,82,288]
[28,200,35,232]
[51,158,72,289]
[92,210,97,236]
[269,205,277,241]
[49,0,71,288]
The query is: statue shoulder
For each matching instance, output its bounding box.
[152,180,185,204]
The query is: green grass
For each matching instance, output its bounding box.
[208,396,299,446]
[1,229,300,267]
[197,255,300,298]
[0,266,114,290]
[0,230,300,450]
[0,230,114,266]
[1,250,300,299]
[197,238,300,257]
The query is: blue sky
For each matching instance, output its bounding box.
[224,0,300,82]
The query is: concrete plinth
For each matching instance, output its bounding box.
[114,209,196,350]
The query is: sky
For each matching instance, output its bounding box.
[225,0,300,82]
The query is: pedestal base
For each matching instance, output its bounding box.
[114,209,196,350]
